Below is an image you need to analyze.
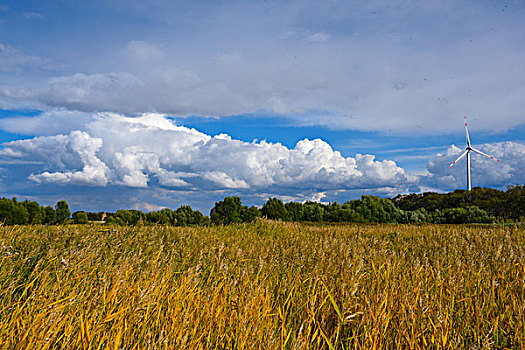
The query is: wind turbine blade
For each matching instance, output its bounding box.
[464,116,471,147]
[471,148,500,161]
[448,150,469,168]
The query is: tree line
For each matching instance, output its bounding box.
[0,185,522,226]
[0,198,71,225]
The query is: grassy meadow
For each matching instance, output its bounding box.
[0,222,524,349]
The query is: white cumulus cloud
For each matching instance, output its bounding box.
[0,113,416,194]
[2,131,109,186]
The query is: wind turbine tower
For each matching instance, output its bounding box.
[448,116,499,190]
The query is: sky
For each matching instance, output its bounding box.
[0,0,524,214]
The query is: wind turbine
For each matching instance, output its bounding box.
[448,116,499,191]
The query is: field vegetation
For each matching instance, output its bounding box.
[1,222,524,349]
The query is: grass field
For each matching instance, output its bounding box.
[0,222,524,349]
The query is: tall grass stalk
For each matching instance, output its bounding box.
[0,222,524,349]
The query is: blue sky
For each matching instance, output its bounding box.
[0,0,524,213]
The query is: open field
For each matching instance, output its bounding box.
[0,222,524,349]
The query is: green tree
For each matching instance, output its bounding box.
[146,211,170,225]
[210,196,245,225]
[285,202,304,221]
[22,200,44,224]
[433,206,493,224]
[506,185,524,222]
[160,208,175,224]
[0,198,15,225]
[261,198,289,221]
[115,210,146,225]
[242,206,261,223]
[324,202,342,222]
[340,202,365,223]
[302,202,325,222]
[469,187,505,218]
[72,211,89,224]
[174,205,208,226]
[0,198,29,225]
[86,212,104,221]
[105,215,124,225]
[349,196,403,223]
[55,200,71,224]
[43,206,56,224]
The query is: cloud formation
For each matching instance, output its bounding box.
[426,142,525,190]
[0,1,524,134]
[0,113,415,193]
[1,111,522,211]
[27,131,109,186]
[0,43,56,72]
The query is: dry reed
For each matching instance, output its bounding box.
[0,222,524,349]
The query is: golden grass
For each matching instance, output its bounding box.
[0,222,524,349]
